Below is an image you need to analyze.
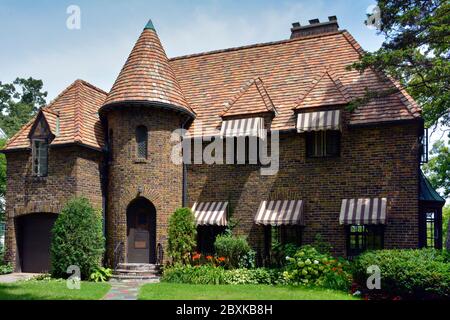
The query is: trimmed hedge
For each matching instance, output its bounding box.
[214,234,252,269]
[353,249,450,299]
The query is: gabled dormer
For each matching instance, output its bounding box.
[27,109,60,177]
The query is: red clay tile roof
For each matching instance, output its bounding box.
[221,77,276,117]
[170,30,421,136]
[4,80,107,151]
[294,67,351,109]
[4,26,422,151]
[102,24,195,117]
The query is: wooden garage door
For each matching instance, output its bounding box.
[19,213,57,273]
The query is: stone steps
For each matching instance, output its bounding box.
[111,263,161,282]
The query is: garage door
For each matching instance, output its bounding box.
[18,213,57,273]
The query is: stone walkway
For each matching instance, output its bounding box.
[0,273,41,283]
[103,280,158,300]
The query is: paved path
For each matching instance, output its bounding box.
[0,273,41,283]
[103,280,158,300]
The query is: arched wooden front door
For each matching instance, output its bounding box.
[126,198,156,264]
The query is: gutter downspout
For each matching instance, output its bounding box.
[181,116,191,208]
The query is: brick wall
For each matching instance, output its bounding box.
[3,145,103,269]
[105,106,185,264]
[187,120,421,257]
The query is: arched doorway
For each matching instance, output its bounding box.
[126,197,156,264]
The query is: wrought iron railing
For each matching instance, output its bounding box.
[156,243,164,266]
[113,241,124,270]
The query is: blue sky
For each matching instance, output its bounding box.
[0,0,383,100]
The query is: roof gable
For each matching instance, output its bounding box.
[4,80,107,151]
[221,78,276,117]
[295,68,351,109]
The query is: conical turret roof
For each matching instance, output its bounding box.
[102,20,195,118]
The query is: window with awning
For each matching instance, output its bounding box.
[255,200,305,226]
[191,202,228,226]
[297,110,341,133]
[339,198,388,225]
[220,117,266,139]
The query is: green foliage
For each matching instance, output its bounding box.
[167,208,197,264]
[238,249,256,269]
[353,249,450,298]
[283,246,352,291]
[271,242,301,267]
[214,234,251,269]
[50,197,105,280]
[423,140,450,198]
[349,0,450,129]
[163,265,226,285]
[162,265,285,285]
[0,263,13,275]
[89,267,113,283]
[444,205,450,249]
[0,77,47,137]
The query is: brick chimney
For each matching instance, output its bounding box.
[290,16,339,39]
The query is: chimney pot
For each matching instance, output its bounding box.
[309,19,320,24]
[328,16,337,22]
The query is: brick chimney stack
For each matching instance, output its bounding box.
[290,16,339,39]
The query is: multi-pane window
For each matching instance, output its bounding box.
[347,225,384,258]
[232,136,260,165]
[197,226,226,255]
[426,211,436,248]
[32,139,48,177]
[306,131,340,157]
[136,126,148,159]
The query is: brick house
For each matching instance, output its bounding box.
[1,18,445,272]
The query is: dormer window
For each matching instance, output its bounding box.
[136,126,148,159]
[32,139,48,177]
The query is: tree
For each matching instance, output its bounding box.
[423,140,450,198]
[167,208,197,264]
[350,0,449,129]
[0,77,47,137]
[443,205,449,250]
[50,197,105,279]
[0,139,6,223]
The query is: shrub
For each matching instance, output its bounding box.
[163,265,226,285]
[238,249,256,269]
[214,235,251,269]
[167,208,197,264]
[283,245,352,290]
[50,197,105,280]
[162,265,285,285]
[90,267,113,282]
[0,263,13,275]
[271,242,301,267]
[353,248,450,299]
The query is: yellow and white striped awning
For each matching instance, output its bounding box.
[254,200,305,226]
[220,117,266,139]
[297,110,341,133]
[192,202,228,226]
[339,198,388,225]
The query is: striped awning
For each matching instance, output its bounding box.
[297,110,341,133]
[339,198,388,225]
[255,200,305,226]
[220,117,266,139]
[192,202,228,226]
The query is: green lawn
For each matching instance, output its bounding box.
[0,280,111,300]
[139,283,357,300]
